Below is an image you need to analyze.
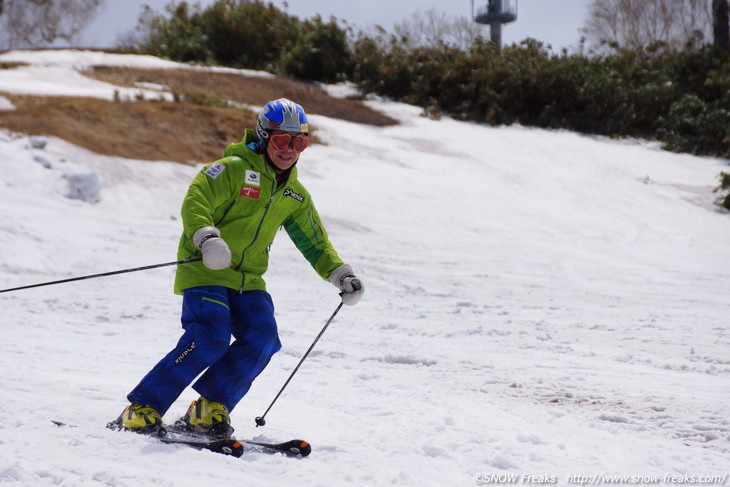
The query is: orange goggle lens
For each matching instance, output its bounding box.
[269,133,309,153]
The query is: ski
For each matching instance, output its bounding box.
[51,420,244,458]
[53,420,310,458]
[164,423,311,457]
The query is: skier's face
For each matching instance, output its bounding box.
[266,138,300,172]
[265,131,308,172]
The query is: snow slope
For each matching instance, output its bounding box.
[0,50,729,487]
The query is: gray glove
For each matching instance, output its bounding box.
[329,264,364,306]
[193,226,231,270]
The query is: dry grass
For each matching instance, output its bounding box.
[88,66,396,127]
[0,65,397,164]
[1,63,26,70]
[1,95,256,164]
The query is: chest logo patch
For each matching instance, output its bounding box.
[245,170,260,186]
[241,185,261,199]
[283,188,304,202]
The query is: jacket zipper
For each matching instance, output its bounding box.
[235,178,281,293]
[215,199,236,226]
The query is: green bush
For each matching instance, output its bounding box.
[195,0,299,70]
[713,172,730,210]
[661,94,730,157]
[139,2,212,64]
[138,0,352,80]
[279,16,354,82]
[362,38,730,158]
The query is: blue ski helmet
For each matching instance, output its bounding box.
[256,98,309,147]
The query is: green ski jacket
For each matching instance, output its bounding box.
[174,129,344,294]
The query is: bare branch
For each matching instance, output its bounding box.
[394,8,487,50]
[581,0,713,53]
[0,0,104,49]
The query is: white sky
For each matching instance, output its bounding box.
[74,0,591,51]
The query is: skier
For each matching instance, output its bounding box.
[112,98,364,437]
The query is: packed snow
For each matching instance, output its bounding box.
[0,50,728,487]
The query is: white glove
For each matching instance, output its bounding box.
[193,226,231,270]
[329,264,364,306]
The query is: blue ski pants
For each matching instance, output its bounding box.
[127,286,282,415]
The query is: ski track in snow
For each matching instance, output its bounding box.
[0,50,729,486]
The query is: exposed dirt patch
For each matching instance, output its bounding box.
[0,95,256,164]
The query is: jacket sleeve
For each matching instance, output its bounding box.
[180,158,241,240]
[283,197,345,281]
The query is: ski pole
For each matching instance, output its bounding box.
[0,257,202,294]
[255,299,345,427]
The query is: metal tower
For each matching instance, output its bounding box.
[473,0,517,51]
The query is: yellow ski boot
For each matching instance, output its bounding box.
[179,397,234,438]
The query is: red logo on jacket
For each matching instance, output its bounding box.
[241,185,261,199]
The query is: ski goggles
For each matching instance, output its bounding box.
[268,132,309,153]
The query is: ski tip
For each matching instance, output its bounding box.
[231,441,245,457]
[210,439,244,458]
[289,440,312,457]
